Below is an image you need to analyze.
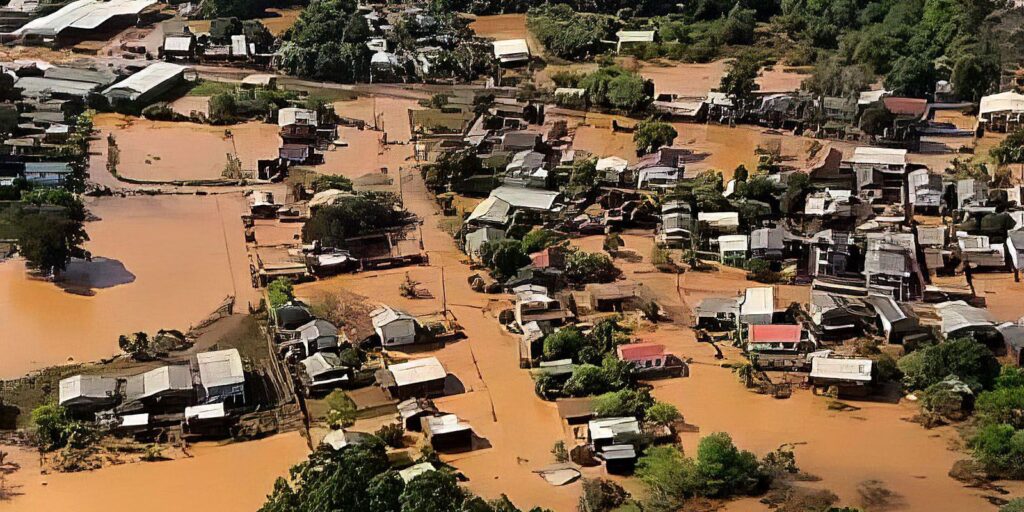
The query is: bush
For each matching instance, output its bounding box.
[520,229,563,254]
[478,239,531,280]
[31,403,87,451]
[267,277,294,308]
[542,327,586,361]
[645,402,682,427]
[324,390,357,429]
[634,119,678,155]
[970,423,1024,478]
[565,250,621,284]
[897,337,1000,391]
[375,423,404,448]
[593,388,654,418]
[302,192,407,246]
[310,175,354,193]
[526,5,612,61]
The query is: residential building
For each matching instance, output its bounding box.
[596,156,628,185]
[371,306,418,347]
[300,352,351,392]
[58,374,118,412]
[124,365,193,406]
[717,234,749,267]
[979,90,1024,133]
[422,414,473,451]
[23,161,71,185]
[615,30,654,52]
[846,147,907,205]
[809,356,873,396]
[748,324,803,353]
[376,357,448,399]
[616,343,668,369]
[739,287,774,325]
[492,39,530,65]
[750,227,785,260]
[694,296,739,329]
[195,348,246,405]
[864,294,920,343]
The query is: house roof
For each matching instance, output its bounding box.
[15,0,157,36]
[749,324,802,343]
[698,211,739,227]
[164,35,193,52]
[556,397,595,420]
[694,296,740,316]
[596,156,628,173]
[810,357,873,381]
[849,147,907,166]
[58,374,117,404]
[398,397,438,420]
[616,342,665,361]
[301,352,348,380]
[491,185,560,211]
[24,162,72,174]
[467,196,512,224]
[882,97,927,117]
[398,462,436,483]
[184,402,226,421]
[864,294,909,323]
[196,348,245,389]
[750,227,785,250]
[322,429,373,451]
[935,300,995,335]
[588,417,640,440]
[980,91,1024,116]
[492,39,530,60]
[616,30,655,43]
[103,62,186,100]
[422,413,471,436]
[15,76,101,98]
[388,357,446,387]
[858,89,889,105]
[278,107,317,127]
[297,318,339,341]
[125,365,193,400]
[370,306,416,328]
[718,234,749,253]
[740,287,774,317]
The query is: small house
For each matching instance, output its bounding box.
[556,397,596,425]
[616,342,669,370]
[421,414,473,451]
[596,156,628,185]
[998,322,1024,367]
[300,352,351,393]
[807,291,870,341]
[748,324,803,353]
[750,227,785,260]
[58,375,118,413]
[124,365,194,407]
[809,356,873,396]
[588,416,640,450]
[580,281,642,313]
[979,91,1024,133]
[275,301,314,330]
[286,318,341,357]
[959,234,1006,269]
[863,294,919,343]
[615,30,655,53]
[599,444,638,475]
[717,234,748,267]
[162,34,195,60]
[694,296,739,329]
[398,398,439,431]
[371,306,418,348]
[376,357,447,400]
[493,39,530,65]
[934,301,999,341]
[183,402,230,434]
[846,147,907,204]
[465,226,505,261]
[739,287,774,325]
[514,285,573,327]
[697,211,739,234]
[195,348,246,405]
[23,162,72,186]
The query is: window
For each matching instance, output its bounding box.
[654,359,662,367]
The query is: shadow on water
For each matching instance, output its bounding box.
[57,257,136,296]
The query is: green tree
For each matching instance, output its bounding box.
[562,364,612,397]
[279,0,372,83]
[897,337,1000,391]
[4,207,89,277]
[479,239,531,280]
[543,327,586,361]
[593,388,654,418]
[31,403,85,451]
[520,229,562,254]
[324,390,358,429]
[311,175,354,193]
[1002,498,1024,512]
[884,56,936,99]
[951,50,1000,103]
[693,432,765,497]
[568,158,597,189]
[645,402,681,427]
[302,192,408,246]
[268,277,295,308]
[606,73,650,112]
[719,51,760,102]
[970,423,1024,478]
[260,441,391,512]
[633,119,678,155]
[367,470,405,512]
[565,250,621,284]
[399,470,465,512]
[118,332,152,360]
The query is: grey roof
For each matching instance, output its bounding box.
[422,413,471,436]
[16,76,101,98]
[935,300,995,335]
[24,162,72,174]
[467,196,512,225]
[15,0,158,36]
[43,66,116,86]
[491,185,560,211]
[864,294,909,323]
[370,306,416,328]
[301,352,347,379]
[465,226,505,256]
[998,322,1024,351]
[103,62,186,101]
[694,297,740,316]
[750,227,785,250]
[125,365,193,400]
[58,374,117,404]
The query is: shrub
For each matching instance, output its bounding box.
[324,390,357,429]
[897,337,1000,391]
[565,250,621,284]
[267,277,294,308]
[645,402,682,427]
[375,423,404,448]
[31,403,87,451]
[634,119,678,155]
[593,388,655,418]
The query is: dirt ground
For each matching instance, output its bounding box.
[189,6,303,36]
[0,432,309,512]
[0,194,256,379]
[95,114,280,182]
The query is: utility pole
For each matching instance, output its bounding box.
[440,266,448,317]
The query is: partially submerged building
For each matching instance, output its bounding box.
[809,356,873,396]
[58,374,118,413]
[195,348,246,405]
[102,62,187,106]
[377,357,447,400]
[421,413,473,451]
[371,306,418,348]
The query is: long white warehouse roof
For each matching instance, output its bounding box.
[14,0,157,36]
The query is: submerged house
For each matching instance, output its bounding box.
[809,356,873,396]
[747,324,804,354]
[371,306,419,348]
[124,365,194,408]
[300,352,351,393]
[863,293,920,343]
[694,296,740,329]
[376,357,448,400]
[59,374,118,413]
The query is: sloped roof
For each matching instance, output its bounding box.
[740,287,774,317]
[301,352,348,380]
[196,348,244,389]
[718,234,749,252]
[15,0,157,36]
[849,147,907,166]
[492,185,560,211]
[492,39,530,59]
[103,62,186,100]
[125,365,193,400]
[58,374,117,404]
[370,306,416,328]
[882,97,927,117]
[388,357,446,387]
[278,107,317,127]
[980,91,1024,116]
[750,324,802,343]
[935,300,995,335]
[467,196,512,224]
[588,417,640,440]
[422,413,471,436]
[810,357,873,381]
[616,342,665,361]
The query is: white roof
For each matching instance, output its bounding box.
[554,87,585,97]
[467,196,512,224]
[616,30,655,43]
[423,413,471,435]
[184,402,226,421]
[119,413,149,427]
[706,91,733,107]
[370,306,416,328]
[388,357,446,387]
[278,107,317,127]
[858,89,889,105]
[491,185,560,211]
[810,357,873,382]
[15,0,157,36]
[697,211,740,227]
[596,156,628,173]
[398,462,436,483]
[492,39,530,60]
[849,147,907,166]
[102,62,186,100]
[163,35,193,52]
[58,374,117,404]
[588,417,640,440]
[740,287,774,317]
[127,365,193,400]
[301,352,349,380]
[718,234,749,253]
[935,300,995,334]
[980,91,1024,116]
[196,349,245,389]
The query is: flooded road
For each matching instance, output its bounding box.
[0,432,309,512]
[0,194,256,378]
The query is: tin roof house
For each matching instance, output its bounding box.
[846,147,907,206]
[739,287,774,325]
[195,348,246,405]
[300,352,351,393]
[748,324,804,354]
[371,306,419,348]
[979,91,1024,133]
[376,357,448,400]
[422,413,473,452]
[809,356,873,397]
[492,39,530,65]
[864,232,922,301]
[59,374,118,413]
[124,365,194,408]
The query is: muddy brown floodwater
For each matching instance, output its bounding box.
[0,194,256,378]
[0,432,309,512]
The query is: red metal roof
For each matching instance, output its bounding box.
[749,324,802,343]
[616,343,666,361]
[883,97,928,117]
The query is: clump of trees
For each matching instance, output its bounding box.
[526,5,613,61]
[565,249,621,284]
[279,0,372,83]
[969,366,1024,478]
[633,119,678,155]
[208,87,299,124]
[200,0,267,20]
[31,403,92,452]
[577,66,652,113]
[636,432,774,510]
[268,277,295,308]
[310,175,354,193]
[302,192,409,247]
[260,437,548,512]
[897,337,1000,392]
[1,189,89,277]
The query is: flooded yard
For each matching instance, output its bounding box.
[95,114,280,182]
[0,432,309,512]
[0,194,255,378]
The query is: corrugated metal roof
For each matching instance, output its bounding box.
[196,348,244,389]
[15,0,156,36]
[102,62,186,100]
[750,324,802,343]
[810,357,872,381]
[980,91,1024,116]
[388,357,446,387]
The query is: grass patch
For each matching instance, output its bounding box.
[187,80,238,97]
[210,315,272,366]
